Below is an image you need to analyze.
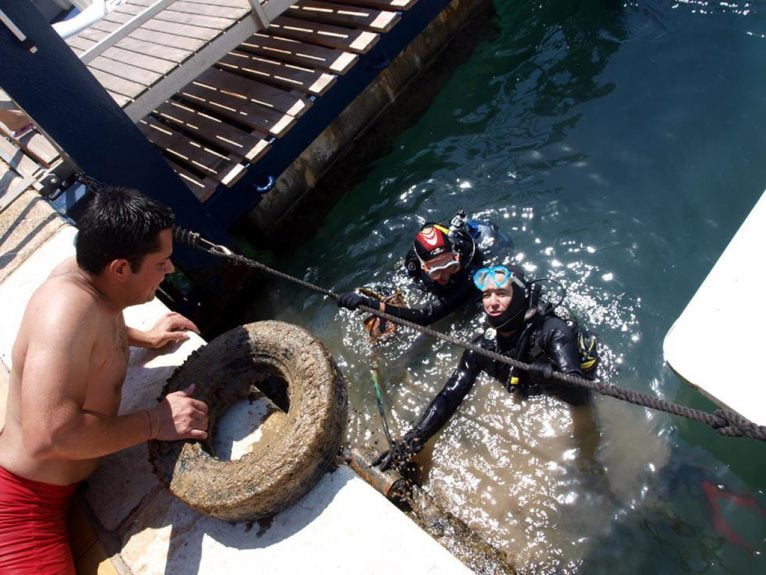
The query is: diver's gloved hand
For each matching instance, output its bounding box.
[527,360,554,384]
[372,431,424,471]
[337,292,375,311]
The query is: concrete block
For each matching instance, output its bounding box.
[115,465,471,575]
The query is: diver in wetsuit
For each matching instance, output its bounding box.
[337,212,497,326]
[374,264,599,471]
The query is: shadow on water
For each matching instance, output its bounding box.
[240,0,766,573]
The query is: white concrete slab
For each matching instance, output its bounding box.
[664,190,766,426]
[0,221,472,575]
[116,465,470,575]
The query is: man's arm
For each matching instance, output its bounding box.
[127,311,199,349]
[535,317,592,407]
[538,317,582,376]
[338,283,476,326]
[374,347,482,470]
[378,293,462,326]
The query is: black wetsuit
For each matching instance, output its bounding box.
[406,315,591,447]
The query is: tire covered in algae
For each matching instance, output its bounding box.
[148,320,347,522]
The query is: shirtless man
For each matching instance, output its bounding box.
[0,185,209,574]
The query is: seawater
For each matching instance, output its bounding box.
[256,1,766,572]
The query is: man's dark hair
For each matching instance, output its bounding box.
[75,182,175,274]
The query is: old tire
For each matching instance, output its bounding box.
[148,320,347,522]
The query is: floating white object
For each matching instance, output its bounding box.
[664,190,766,427]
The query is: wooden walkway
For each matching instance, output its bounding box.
[1,0,418,206]
[0,123,62,212]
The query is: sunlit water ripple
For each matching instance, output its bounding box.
[252,1,766,572]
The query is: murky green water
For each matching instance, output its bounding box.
[254,1,766,572]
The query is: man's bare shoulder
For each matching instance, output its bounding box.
[47,256,81,282]
[24,259,103,331]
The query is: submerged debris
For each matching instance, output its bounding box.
[346,446,515,575]
[404,484,516,575]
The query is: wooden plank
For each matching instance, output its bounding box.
[139,19,221,42]
[90,55,162,87]
[102,46,178,75]
[161,1,249,19]
[90,19,121,35]
[196,0,253,8]
[76,26,109,44]
[122,16,260,122]
[117,1,245,21]
[178,81,295,137]
[115,36,191,64]
[139,116,242,184]
[66,35,97,54]
[167,158,219,203]
[106,6,244,31]
[129,0,250,8]
[326,0,416,9]
[240,32,357,74]
[288,1,401,32]
[89,68,146,99]
[0,161,37,212]
[103,10,136,25]
[267,16,379,54]
[155,10,240,31]
[196,67,310,117]
[154,99,271,161]
[114,3,145,17]
[129,27,207,52]
[218,51,336,95]
[80,0,178,64]
[12,131,59,169]
[109,92,132,108]
[0,138,41,179]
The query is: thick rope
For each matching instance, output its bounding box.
[174,227,766,443]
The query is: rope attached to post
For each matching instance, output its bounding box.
[173,226,766,443]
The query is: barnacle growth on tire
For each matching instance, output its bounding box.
[149,321,348,522]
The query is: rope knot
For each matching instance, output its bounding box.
[712,410,766,441]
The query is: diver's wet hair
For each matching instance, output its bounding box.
[75,174,174,274]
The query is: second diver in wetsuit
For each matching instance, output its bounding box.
[337,212,500,326]
[374,264,600,471]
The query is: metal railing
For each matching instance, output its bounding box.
[80,0,174,63]
[77,0,297,64]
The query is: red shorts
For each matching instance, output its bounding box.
[0,465,78,574]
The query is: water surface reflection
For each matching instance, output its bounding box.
[251,0,766,572]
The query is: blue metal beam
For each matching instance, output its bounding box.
[0,0,234,299]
